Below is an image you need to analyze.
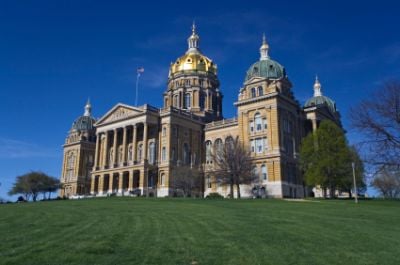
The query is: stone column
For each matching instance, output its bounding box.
[143,123,148,162]
[128,170,133,191]
[94,133,100,169]
[108,174,114,193]
[102,132,109,169]
[122,127,127,165]
[132,125,137,163]
[99,174,104,194]
[112,129,118,167]
[90,175,96,194]
[139,169,146,195]
[118,172,123,194]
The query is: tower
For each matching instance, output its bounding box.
[164,23,223,122]
[60,100,97,197]
[235,35,303,198]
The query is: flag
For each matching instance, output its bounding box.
[137,67,144,74]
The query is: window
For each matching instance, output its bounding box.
[200,93,205,109]
[183,143,190,165]
[255,113,262,131]
[137,144,143,162]
[258,86,263,96]
[148,142,156,164]
[173,95,179,107]
[185,93,191,109]
[250,121,254,132]
[160,173,165,186]
[263,137,268,151]
[185,79,191,86]
[263,118,267,130]
[171,148,176,162]
[214,138,223,154]
[207,175,211,188]
[128,146,133,161]
[256,138,263,153]
[206,141,212,163]
[261,164,268,180]
[161,147,166,162]
[162,127,166,137]
[251,87,256,97]
[250,140,255,153]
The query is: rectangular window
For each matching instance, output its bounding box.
[263,137,268,151]
[250,121,254,132]
[250,140,255,153]
[263,118,267,130]
[256,138,263,154]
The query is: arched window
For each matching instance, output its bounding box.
[185,93,191,109]
[255,113,262,132]
[251,87,256,98]
[161,147,166,162]
[160,173,165,186]
[258,86,263,96]
[137,144,143,162]
[261,164,268,180]
[200,93,205,109]
[148,142,156,164]
[214,138,223,154]
[206,140,212,163]
[183,143,190,165]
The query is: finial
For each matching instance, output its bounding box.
[260,33,270,60]
[313,75,322,97]
[187,22,200,52]
[192,20,196,34]
[84,98,92,117]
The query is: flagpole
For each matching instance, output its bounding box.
[135,72,140,106]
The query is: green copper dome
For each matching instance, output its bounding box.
[245,35,286,81]
[304,95,337,113]
[304,77,337,114]
[71,100,96,131]
[72,115,96,131]
[245,59,286,81]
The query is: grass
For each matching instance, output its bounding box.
[0,198,399,265]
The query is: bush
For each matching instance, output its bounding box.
[16,196,26,203]
[206,192,224,199]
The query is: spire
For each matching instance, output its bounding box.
[260,33,270,60]
[313,75,322,97]
[187,21,200,53]
[84,98,92,117]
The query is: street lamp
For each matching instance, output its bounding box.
[352,162,358,204]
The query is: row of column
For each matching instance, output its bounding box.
[93,123,149,169]
[90,170,146,194]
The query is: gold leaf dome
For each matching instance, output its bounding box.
[169,23,217,77]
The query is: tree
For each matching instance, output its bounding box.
[350,81,400,168]
[8,171,59,201]
[212,135,256,199]
[170,166,202,197]
[371,166,400,198]
[300,120,353,198]
[338,146,366,198]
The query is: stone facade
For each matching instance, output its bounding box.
[59,25,341,198]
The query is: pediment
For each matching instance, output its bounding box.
[96,103,143,125]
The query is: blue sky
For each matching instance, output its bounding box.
[1,0,399,200]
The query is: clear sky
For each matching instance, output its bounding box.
[1,0,399,200]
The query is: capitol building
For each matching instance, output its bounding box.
[59,25,341,198]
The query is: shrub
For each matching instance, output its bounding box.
[206,192,224,199]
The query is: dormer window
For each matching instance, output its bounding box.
[258,86,263,96]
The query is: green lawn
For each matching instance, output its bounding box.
[0,198,399,265]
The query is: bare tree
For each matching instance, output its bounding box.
[350,81,400,168]
[212,135,256,198]
[371,167,400,198]
[170,166,202,197]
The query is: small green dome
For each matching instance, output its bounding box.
[304,95,337,114]
[72,115,96,131]
[245,58,286,81]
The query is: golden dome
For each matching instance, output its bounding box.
[169,23,217,77]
